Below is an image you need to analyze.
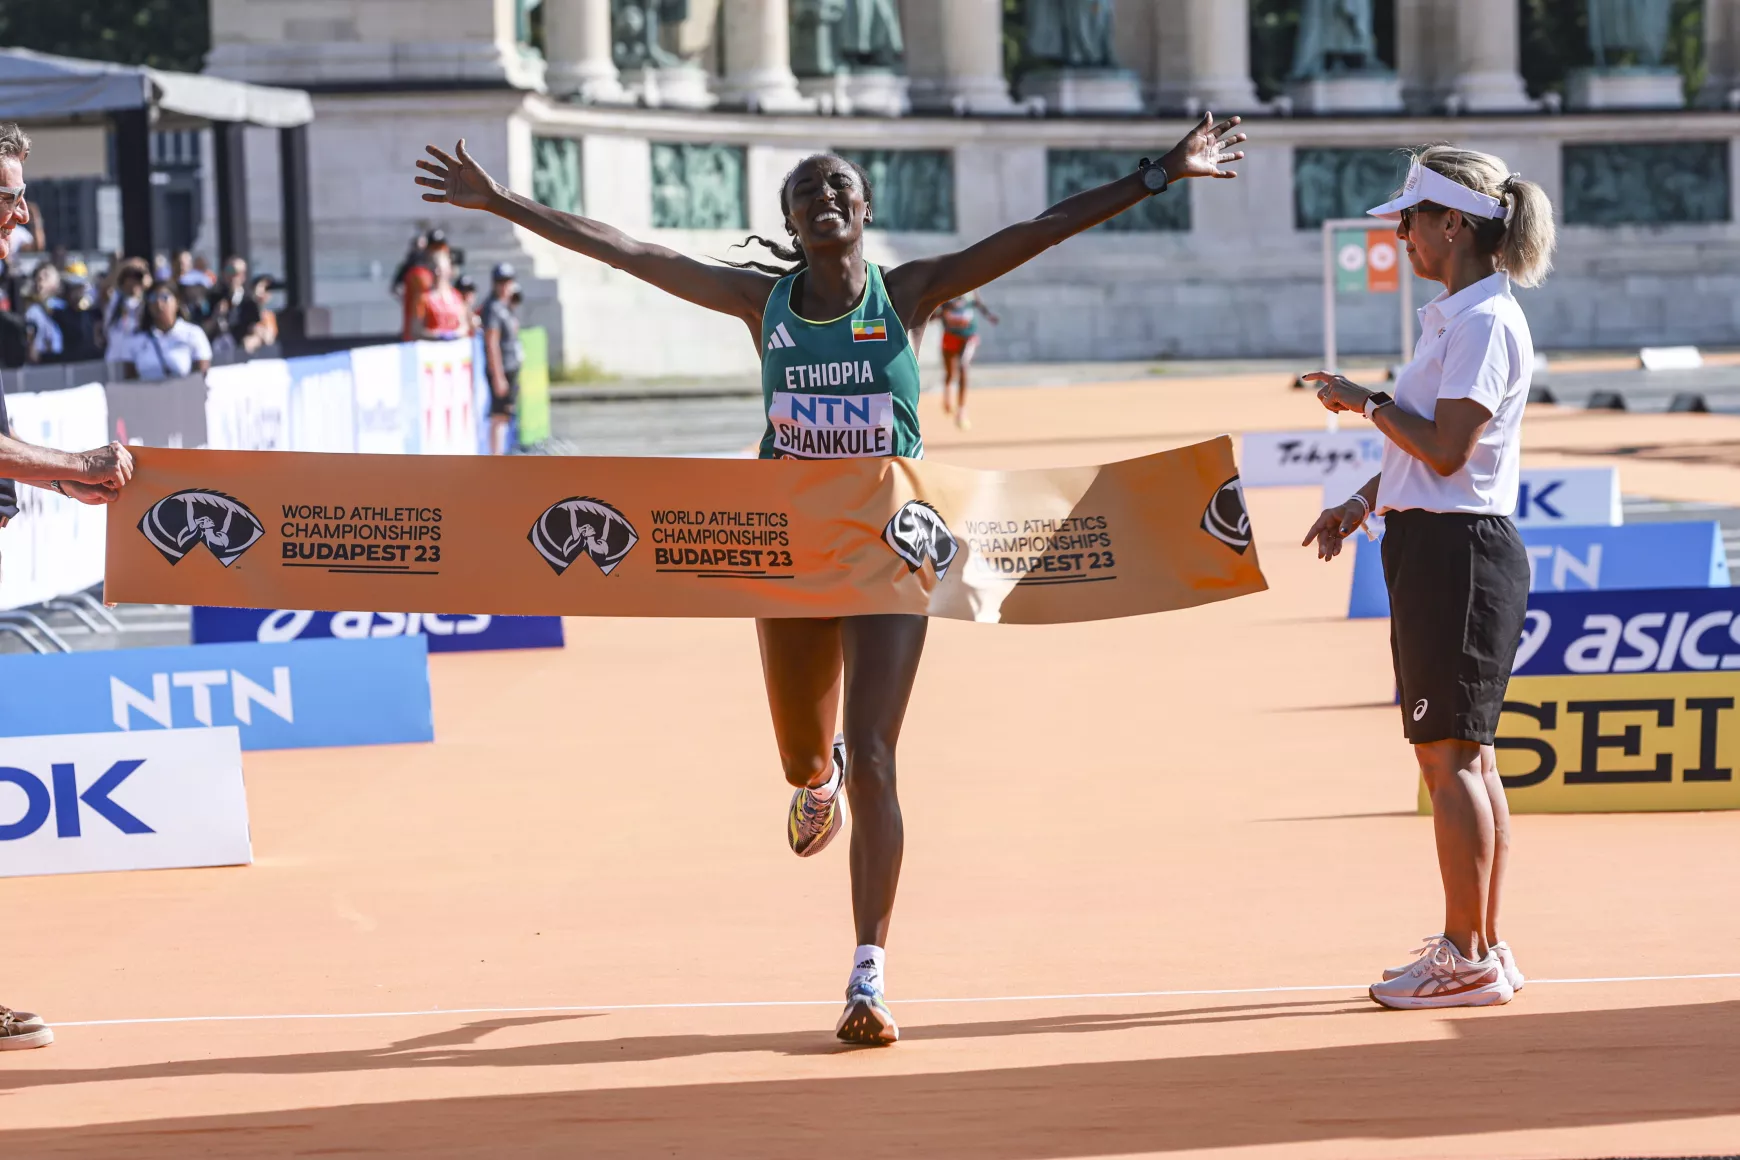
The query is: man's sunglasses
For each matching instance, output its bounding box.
[0,184,25,214]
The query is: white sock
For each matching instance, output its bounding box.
[850,944,885,992]
[808,754,842,802]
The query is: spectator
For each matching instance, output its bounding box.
[201,256,249,352]
[53,266,103,363]
[413,245,469,340]
[49,243,67,272]
[397,228,445,341]
[455,272,480,328]
[152,252,171,283]
[482,261,523,456]
[234,274,279,353]
[102,258,151,376]
[191,253,217,287]
[179,279,211,332]
[0,263,26,369]
[23,261,63,363]
[121,283,211,380]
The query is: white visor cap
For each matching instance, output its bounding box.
[1367,159,1504,223]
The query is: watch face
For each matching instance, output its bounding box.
[1142,166,1167,192]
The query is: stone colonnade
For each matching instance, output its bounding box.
[541,0,1740,114]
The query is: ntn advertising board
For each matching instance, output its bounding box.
[0,636,433,751]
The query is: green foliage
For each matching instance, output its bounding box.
[0,0,211,73]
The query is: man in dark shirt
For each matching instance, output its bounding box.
[481,262,523,456]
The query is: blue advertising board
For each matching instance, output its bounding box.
[0,637,433,751]
[1350,520,1730,619]
[191,608,564,652]
[1513,587,1740,676]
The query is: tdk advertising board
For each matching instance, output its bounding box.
[0,637,433,751]
[192,607,565,653]
[1350,521,1729,619]
[0,728,251,878]
[1459,588,1740,815]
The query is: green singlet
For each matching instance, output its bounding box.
[758,263,924,461]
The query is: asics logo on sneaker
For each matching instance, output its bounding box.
[1412,698,1429,722]
[767,322,798,351]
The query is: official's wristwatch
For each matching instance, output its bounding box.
[1137,157,1170,196]
[1363,391,1394,420]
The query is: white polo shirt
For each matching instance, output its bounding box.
[1376,271,1533,518]
[126,319,213,381]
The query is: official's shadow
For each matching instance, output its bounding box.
[4,998,1738,1158]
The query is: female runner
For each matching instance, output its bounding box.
[934,289,998,429]
[415,113,1245,1043]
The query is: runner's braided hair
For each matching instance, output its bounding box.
[725,154,874,277]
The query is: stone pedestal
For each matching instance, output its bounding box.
[799,72,911,117]
[716,0,811,112]
[903,0,1021,115]
[1700,0,1740,107]
[1285,72,1403,113]
[1567,68,1685,110]
[627,64,717,109]
[544,0,631,103]
[1150,0,1260,113]
[1019,68,1145,115]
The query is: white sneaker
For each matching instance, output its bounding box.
[1382,934,1451,981]
[1368,941,1514,1010]
[0,1006,52,1050]
[1492,940,1525,992]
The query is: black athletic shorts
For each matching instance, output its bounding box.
[490,366,520,418]
[1382,508,1530,745]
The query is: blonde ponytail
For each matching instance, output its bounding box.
[1411,144,1558,289]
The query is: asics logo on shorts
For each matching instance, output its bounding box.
[767,323,798,351]
[883,500,960,579]
[138,489,265,567]
[1413,699,1429,721]
[1200,477,1253,555]
[528,496,639,576]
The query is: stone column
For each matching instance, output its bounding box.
[544,0,629,102]
[1395,0,1446,111]
[1448,0,1531,112]
[902,0,1020,114]
[1150,0,1259,114]
[1701,0,1740,107]
[717,0,811,111]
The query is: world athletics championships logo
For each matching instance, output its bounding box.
[138,489,266,567]
[883,500,959,579]
[529,496,639,576]
[1201,476,1252,555]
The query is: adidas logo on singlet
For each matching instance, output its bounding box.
[767,322,797,351]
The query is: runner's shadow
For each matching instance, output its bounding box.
[0,998,1364,1089]
[6,999,1737,1158]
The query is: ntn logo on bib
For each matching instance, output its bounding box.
[769,391,894,459]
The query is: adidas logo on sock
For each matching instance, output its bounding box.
[855,959,877,972]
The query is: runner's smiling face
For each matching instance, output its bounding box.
[784,156,870,254]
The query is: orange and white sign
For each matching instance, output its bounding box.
[104,441,1268,625]
[1365,229,1400,293]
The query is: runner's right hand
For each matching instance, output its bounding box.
[75,442,134,489]
[1301,500,1367,562]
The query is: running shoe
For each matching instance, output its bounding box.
[1493,940,1526,992]
[0,1007,51,1051]
[1382,934,1451,980]
[1368,941,1514,1010]
[836,980,899,1045]
[787,735,846,858]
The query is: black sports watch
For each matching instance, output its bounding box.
[1363,391,1394,419]
[1137,157,1170,196]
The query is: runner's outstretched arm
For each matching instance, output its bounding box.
[884,113,1246,326]
[415,140,776,331]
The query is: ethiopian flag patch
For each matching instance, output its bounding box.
[852,319,888,343]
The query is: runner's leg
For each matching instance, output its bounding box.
[756,617,843,790]
[839,613,926,947]
[955,337,978,429]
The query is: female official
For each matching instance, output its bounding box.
[933,290,998,429]
[416,115,1244,1044]
[1302,145,1556,1010]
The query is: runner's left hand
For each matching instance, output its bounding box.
[416,139,500,211]
[1163,113,1246,181]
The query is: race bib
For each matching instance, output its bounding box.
[768,391,895,459]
